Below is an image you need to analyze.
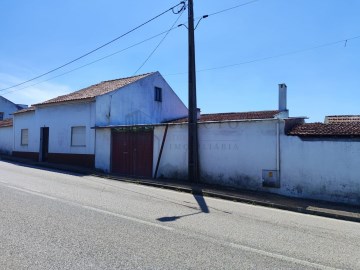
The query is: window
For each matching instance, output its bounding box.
[154,87,162,102]
[0,112,3,121]
[71,126,86,146]
[21,129,28,146]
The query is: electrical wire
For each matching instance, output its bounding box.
[0,1,186,92]
[207,0,260,17]
[1,28,181,96]
[164,35,360,76]
[133,5,186,75]
[1,0,259,94]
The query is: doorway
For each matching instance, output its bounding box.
[111,128,153,178]
[40,127,49,162]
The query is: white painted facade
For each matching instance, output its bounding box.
[13,111,38,153]
[36,102,96,155]
[0,126,13,155]
[95,128,111,171]
[95,72,187,126]
[0,96,21,120]
[13,102,96,156]
[154,120,280,187]
[5,76,360,205]
[94,72,188,172]
[10,72,188,168]
[153,119,360,205]
[280,136,360,204]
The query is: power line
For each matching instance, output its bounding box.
[180,0,260,28]
[1,28,180,96]
[0,1,186,92]
[133,5,186,75]
[1,0,260,95]
[207,0,260,17]
[164,35,360,76]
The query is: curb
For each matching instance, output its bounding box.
[90,173,360,223]
[1,156,359,223]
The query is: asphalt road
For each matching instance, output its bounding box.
[0,161,359,270]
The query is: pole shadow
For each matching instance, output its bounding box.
[157,187,210,223]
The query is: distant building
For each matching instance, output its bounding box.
[0,96,27,120]
[324,115,360,123]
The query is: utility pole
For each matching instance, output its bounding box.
[188,0,199,182]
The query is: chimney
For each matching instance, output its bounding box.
[278,83,287,111]
[197,108,201,120]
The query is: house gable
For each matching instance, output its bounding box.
[95,72,188,126]
[33,73,154,106]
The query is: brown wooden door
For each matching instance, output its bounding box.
[111,129,153,178]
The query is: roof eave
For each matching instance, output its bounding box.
[33,97,96,107]
[93,118,282,129]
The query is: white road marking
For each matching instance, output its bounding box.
[0,182,174,231]
[0,180,343,269]
[227,242,341,270]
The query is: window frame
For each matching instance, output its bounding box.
[0,112,3,121]
[21,129,29,146]
[154,87,162,102]
[71,126,86,147]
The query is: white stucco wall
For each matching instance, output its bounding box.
[154,120,360,205]
[13,111,38,153]
[154,124,189,179]
[0,96,20,119]
[36,102,96,154]
[94,72,188,173]
[13,102,95,155]
[154,120,279,188]
[199,121,278,188]
[95,72,188,127]
[95,128,111,172]
[0,126,13,154]
[279,136,360,205]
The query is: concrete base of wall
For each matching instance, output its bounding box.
[13,151,39,161]
[12,152,95,168]
[46,153,95,168]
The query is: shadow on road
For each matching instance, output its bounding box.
[157,211,203,222]
[0,158,88,177]
[157,188,210,222]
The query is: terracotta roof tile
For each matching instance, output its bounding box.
[288,122,360,137]
[13,106,36,115]
[0,118,13,128]
[325,115,360,123]
[34,72,154,106]
[169,110,280,123]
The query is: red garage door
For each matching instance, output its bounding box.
[111,128,154,178]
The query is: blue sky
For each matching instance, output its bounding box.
[1,0,359,122]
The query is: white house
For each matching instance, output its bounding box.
[11,72,188,168]
[4,74,360,205]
